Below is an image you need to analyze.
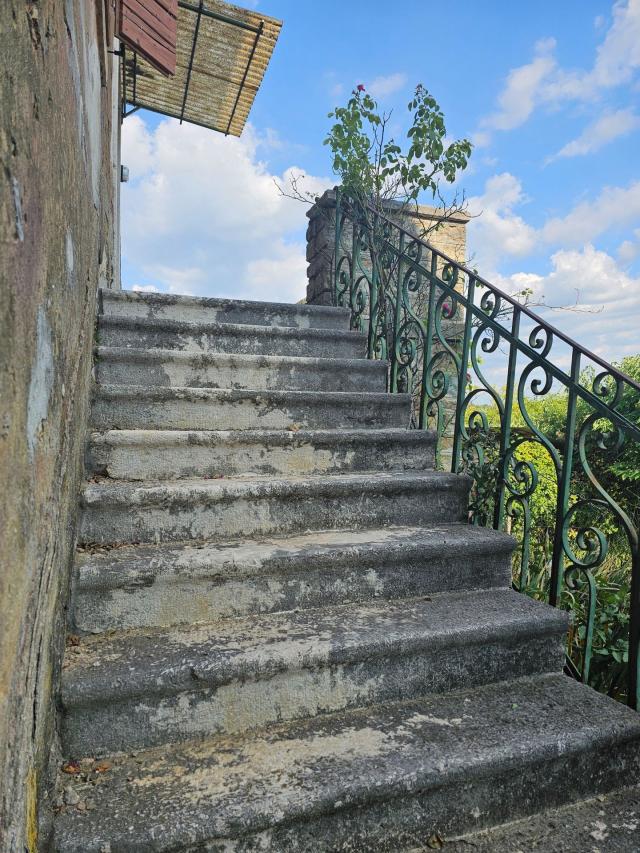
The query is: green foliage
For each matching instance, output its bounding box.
[568,558,631,700]
[324,84,472,207]
[462,355,639,704]
[605,354,640,483]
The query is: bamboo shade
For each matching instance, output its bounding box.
[122,0,282,136]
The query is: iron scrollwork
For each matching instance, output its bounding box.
[332,189,640,710]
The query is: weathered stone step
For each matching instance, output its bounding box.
[53,674,640,852]
[91,386,411,431]
[86,427,435,480]
[78,471,469,545]
[94,347,387,392]
[73,524,515,633]
[443,781,640,852]
[97,315,366,358]
[61,589,568,755]
[100,288,351,330]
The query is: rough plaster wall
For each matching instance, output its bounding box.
[0,2,116,849]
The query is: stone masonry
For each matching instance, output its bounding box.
[306,189,469,307]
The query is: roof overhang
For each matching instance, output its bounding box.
[121,0,282,137]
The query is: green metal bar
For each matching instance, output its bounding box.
[494,306,521,529]
[363,198,640,395]
[373,236,640,439]
[419,251,438,433]
[550,348,582,607]
[367,212,379,359]
[336,190,639,710]
[349,214,360,329]
[389,230,405,393]
[333,190,342,307]
[451,275,475,473]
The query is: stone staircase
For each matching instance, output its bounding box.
[53,289,640,852]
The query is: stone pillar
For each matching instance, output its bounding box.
[305,189,469,306]
[306,190,338,306]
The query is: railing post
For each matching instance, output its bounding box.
[451,275,475,474]
[550,348,581,607]
[349,209,360,327]
[419,251,439,432]
[367,211,379,359]
[332,189,342,308]
[389,230,405,393]
[494,307,521,529]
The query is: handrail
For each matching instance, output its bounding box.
[331,189,640,711]
[371,217,640,441]
[366,201,640,394]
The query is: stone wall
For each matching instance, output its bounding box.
[0,2,118,849]
[306,190,469,306]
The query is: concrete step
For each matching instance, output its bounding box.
[94,347,387,392]
[86,428,436,480]
[72,524,515,633]
[97,315,366,358]
[61,589,568,755]
[91,385,411,431]
[100,288,351,330]
[443,782,640,852]
[53,674,640,852]
[78,471,470,545]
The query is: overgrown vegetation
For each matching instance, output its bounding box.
[463,354,640,703]
[324,84,472,221]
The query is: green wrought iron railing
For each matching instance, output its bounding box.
[331,189,640,710]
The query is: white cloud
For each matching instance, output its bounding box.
[586,0,640,91]
[495,245,640,363]
[245,246,308,303]
[131,284,160,293]
[471,130,492,148]
[468,173,640,269]
[540,180,640,245]
[467,172,640,365]
[120,115,154,178]
[479,38,557,139]
[367,73,408,99]
[476,1,640,145]
[120,116,332,302]
[467,173,536,268]
[548,108,640,160]
[617,228,640,263]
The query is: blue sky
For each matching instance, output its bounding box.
[121,0,640,365]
